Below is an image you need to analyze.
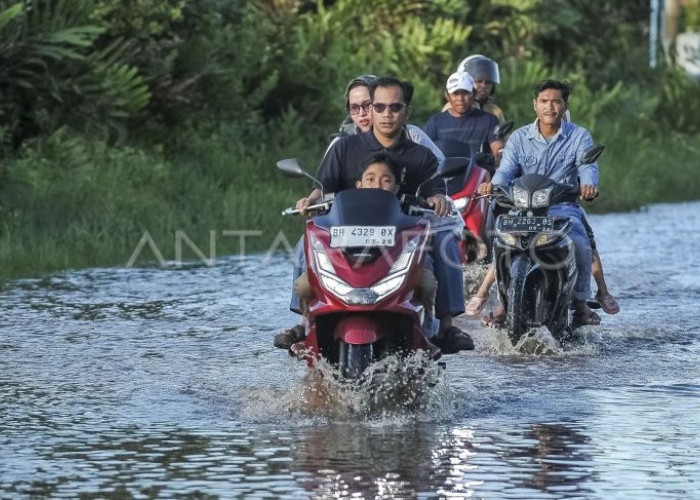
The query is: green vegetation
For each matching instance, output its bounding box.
[1,0,699,279]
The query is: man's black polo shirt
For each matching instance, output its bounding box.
[316,130,446,198]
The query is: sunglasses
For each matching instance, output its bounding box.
[371,102,407,113]
[348,102,372,115]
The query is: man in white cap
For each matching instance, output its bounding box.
[424,71,504,165]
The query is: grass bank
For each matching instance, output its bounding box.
[1,120,698,281]
[0,120,326,281]
[589,126,700,212]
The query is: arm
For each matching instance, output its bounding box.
[491,133,521,185]
[576,130,599,200]
[296,137,343,213]
[489,139,505,167]
[412,149,449,216]
[424,116,438,141]
[478,131,522,194]
[485,114,504,166]
[316,137,344,193]
[577,129,599,188]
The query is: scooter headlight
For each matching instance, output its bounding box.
[513,186,529,209]
[370,275,405,300]
[532,187,553,208]
[320,273,354,297]
[535,231,563,247]
[453,197,469,210]
[315,234,422,305]
[368,235,421,302]
[497,232,518,246]
[311,236,335,274]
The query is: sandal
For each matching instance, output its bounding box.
[572,310,601,328]
[465,296,488,316]
[273,324,306,349]
[595,292,620,315]
[481,308,506,328]
[433,326,474,354]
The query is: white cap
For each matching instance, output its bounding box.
[446,71,474,94]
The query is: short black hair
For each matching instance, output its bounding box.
[358,152,403,184]
[369,76,414,106]
[534,79,572,104]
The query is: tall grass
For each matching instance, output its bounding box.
[0,117,326,280]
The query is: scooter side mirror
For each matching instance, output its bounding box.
[440,157,469,178]
[579,144,606,165]
[276,158,325,193]
[494,120,514,139]
[276,158,307,177]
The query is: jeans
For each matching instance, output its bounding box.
[289,236,305,314]
[429,231,465,319]
[548,204,592,301]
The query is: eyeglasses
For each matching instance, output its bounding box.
[348,102,372,115]
[371,102,406,113]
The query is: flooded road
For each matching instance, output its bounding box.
[1,202,699,498]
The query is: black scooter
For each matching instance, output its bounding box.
[491,145,605,345]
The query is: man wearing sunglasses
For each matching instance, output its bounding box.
[332,74,445,168]
[293,76,474,354]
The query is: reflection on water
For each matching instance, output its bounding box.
[1,202,700,498]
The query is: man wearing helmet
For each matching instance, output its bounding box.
[458,55,506,122]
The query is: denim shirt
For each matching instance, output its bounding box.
[492,119,598,188]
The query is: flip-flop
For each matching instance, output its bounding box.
[595,292,620,315]
[481,311,506,328]
[572,310,601,328]
[465,296,488,316]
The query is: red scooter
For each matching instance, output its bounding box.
[277,159,464,379]
[434,121,513,263]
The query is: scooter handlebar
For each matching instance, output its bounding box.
[281,200,333,216]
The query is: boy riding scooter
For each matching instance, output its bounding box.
[279,152,443,360]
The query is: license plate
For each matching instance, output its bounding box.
[499,216,554,233]
[330,226,396,248]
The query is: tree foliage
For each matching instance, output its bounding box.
[0,0,150,149]
[3,0,698,148]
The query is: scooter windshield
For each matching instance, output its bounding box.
[314,189,421,231]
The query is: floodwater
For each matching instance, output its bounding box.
[1,202,699,499]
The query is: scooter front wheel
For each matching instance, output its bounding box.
[338,341,374,380]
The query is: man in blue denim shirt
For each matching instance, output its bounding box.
[478,79,601,325]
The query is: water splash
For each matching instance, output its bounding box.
[475,324,604,358]
[237,352,456,424]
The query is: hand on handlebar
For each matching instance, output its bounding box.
[427,195,450,217]
[580,184,599,201]
[477,182,493,195]
[295,189,322,215]
[295,197,313,214]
